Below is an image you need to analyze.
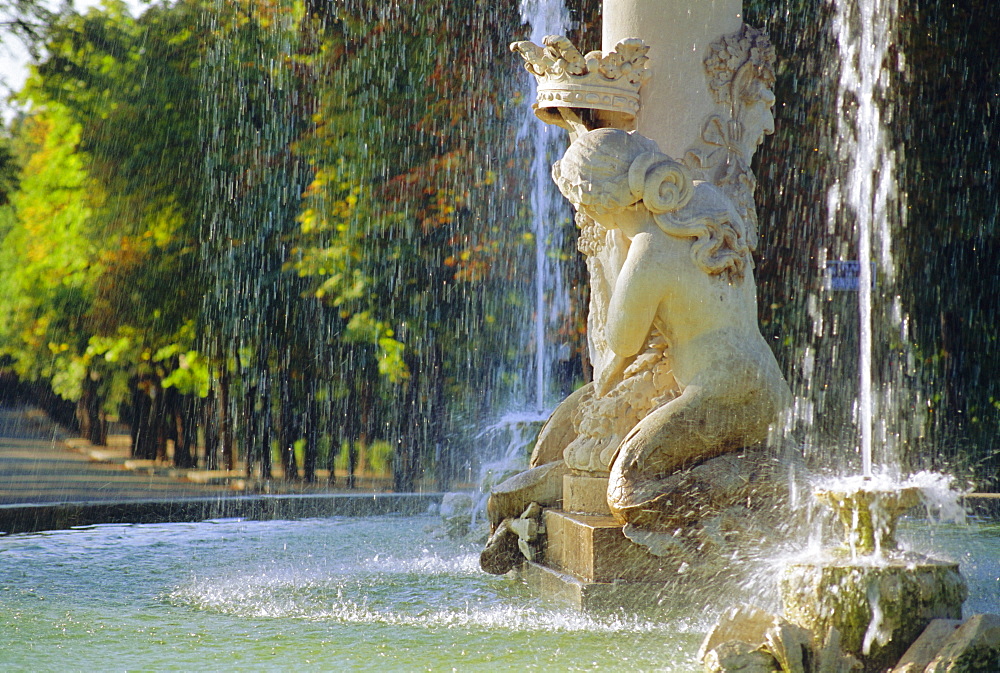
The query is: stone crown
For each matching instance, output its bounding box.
[510,35,650,121]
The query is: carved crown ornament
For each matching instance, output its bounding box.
[510,35,651,125]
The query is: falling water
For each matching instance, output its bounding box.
[517,0,571,413]
[832,0,900,478]
[462,0,572,516]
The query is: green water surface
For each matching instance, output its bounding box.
[0,516,706,671]
[1,515,997,671]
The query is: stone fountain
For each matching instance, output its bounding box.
[481,0,792,606]
[479,0,1000,670]
[778,480,967,671]
[695,475,1000,672]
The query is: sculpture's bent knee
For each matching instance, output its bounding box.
[605,382,782,526]
[530,383,594,468]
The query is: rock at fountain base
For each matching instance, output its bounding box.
[781,556,967,672]
[698,603,865,672]
[892,613,1000,673]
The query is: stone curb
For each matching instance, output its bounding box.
[0,492,444,535]
[962,494,1000,519]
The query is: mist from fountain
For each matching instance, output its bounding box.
[445,0,573,536]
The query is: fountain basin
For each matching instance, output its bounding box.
[781,554,967,672]
[814,485,920,555]
[0,514,995,669]
[0,515,706,670]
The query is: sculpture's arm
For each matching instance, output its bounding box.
[589,229,634,396]
[605,233,660,359]
[557,107,590,142]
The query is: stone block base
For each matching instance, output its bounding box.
[519,560,675,612]
[542,509,679,582]
[563,474,610,515]
[519,507,685,612]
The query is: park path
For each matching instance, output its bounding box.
[0,405,230,504]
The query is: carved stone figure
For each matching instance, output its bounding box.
[510,35,650,133]
[510,35,653,421]
[685,24,776,252]
[551,128,790,529]
[482,28,789,573]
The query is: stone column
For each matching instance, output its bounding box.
[602,0,742,159]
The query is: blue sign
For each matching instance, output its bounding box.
[824,261,876,291]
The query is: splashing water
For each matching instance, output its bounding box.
[460,0,572,522]
[468,409,549,528]
[809,470,968,561]
[0,517,712,670]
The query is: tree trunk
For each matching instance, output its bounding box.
[393,352,423,492]
[130,374,158,460]
[243,372,274,480]
[278,373,299,480]
[218,369,235,470]
[203,391,219,470]
[302,380,319,483]
[153,379,168,462]
[173,392,198,468]
[78,372,107,446]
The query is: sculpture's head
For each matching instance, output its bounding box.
[551,128,694,221]
[732,64,776,157]
[554,129,750,282]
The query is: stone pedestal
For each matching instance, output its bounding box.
[562,474,610,515]
[781,556,967,672]
[542,509,678,583]
[602,0,742,158]
[519,475,684,610]
[521,560,676,612]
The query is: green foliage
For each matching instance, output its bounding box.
[0,0,219,418]
[0,0,540,487]
[0,106,103,399]
[0,0,57,56]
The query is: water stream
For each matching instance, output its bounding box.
[464,0,573,499]
[517,0,572,414]
[832,0,900,478]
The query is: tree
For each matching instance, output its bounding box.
[0,104,108,441]
[291,0,537,490]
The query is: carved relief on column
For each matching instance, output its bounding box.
[684,24,776,253]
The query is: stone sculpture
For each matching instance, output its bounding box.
[482,27,790,573]
[552,127,790,530]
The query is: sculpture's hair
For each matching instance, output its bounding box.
[654,184,749,282]
[552,129,666,212]
[553,129,749,281]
